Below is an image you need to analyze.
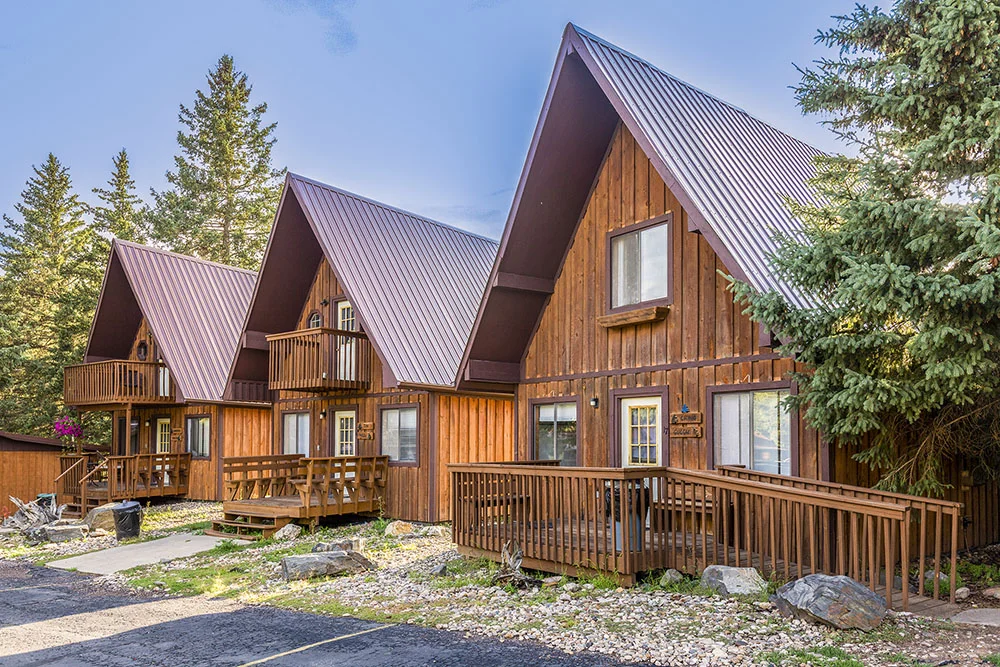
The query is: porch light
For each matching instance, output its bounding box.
[589,397,599,408]
[319,410,327,419]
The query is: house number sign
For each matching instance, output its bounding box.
[669,411,702,424]
[358,422,375,441]
[668,424,703,438]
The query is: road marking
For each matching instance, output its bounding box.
[238,624,393,666]
[0,584,61,592]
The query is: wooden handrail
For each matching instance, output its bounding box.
[267,328,373,392]
[54,456,86,484]
[265,327,368,342]
[64,359,176,405]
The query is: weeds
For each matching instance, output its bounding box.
[758,646,863,667]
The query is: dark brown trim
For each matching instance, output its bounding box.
[183,413,212,460]
[428,393,439,521]
[494,272,554,295]
[377,402,420,468]
[273,389,430,405]
[527,396,582,466]
[704,380,799,477]
[278,409,310,456]
[523,352,784,385]
[326,403,360,457]
[149,414,171,454]
[605,213,674,315]
[216,406,225,500]
[466,360,519,384]
[608,386,670,467]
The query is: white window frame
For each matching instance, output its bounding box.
[380,405,418,464]
[334,410,357,457]
[282,411,310,457]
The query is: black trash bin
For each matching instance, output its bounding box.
[112,501,142,540]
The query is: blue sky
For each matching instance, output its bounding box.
[0,0,851,240]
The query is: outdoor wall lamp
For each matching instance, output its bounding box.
[319,410,327,419]
[320,298,330,306]
[589,397,599,408]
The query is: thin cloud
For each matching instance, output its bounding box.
[267,0,358,55]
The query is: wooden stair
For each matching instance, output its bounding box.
[207,512,293,540]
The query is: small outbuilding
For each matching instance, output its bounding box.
[0,431,65,515]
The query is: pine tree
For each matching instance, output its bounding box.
[91,148,145,244]
[731,0,1000,494]
[0,154,97,434]
[149,55,283,269]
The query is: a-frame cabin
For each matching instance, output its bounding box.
[448,24,992,610]
[61,240,271,515]
[220,174,513,535]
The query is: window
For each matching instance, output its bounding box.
[282,412,310,456]
[381,406,417,463]
[713,389,792,475]
[154,417,171,454]
[534,402,577,466]
[334,410,357,457]
[610,220,669,309]
[157,360,171,397]
[185,416,210,458]
[307,311,323,328]
[337,301,356,331]
[136,341,148,361]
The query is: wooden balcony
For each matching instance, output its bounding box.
[450,462,965,614]
[64,360,176,407]
[267,327,373,392]
[57,452,192,517]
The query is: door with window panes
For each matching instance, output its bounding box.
[620,396,663,467]
[333,410,357,457]
[336,301,357,381]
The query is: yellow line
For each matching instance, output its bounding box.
[238,624,393,666]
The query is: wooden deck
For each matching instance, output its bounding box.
[450,463,965,613]
[209,455,388,538]
[64,360,176,407]
[57,453,191,517]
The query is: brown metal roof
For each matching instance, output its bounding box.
[0,431,63,449]
[459,24,822,387]
[230,174,499,390]
[85,240,257,402]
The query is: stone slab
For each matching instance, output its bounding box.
[47,533,224,575]
[951,608,1000,627]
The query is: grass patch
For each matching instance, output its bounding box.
[983,654,1000,667]
[883,653,934,667]
[758,646,863,667]
[573,571,620,590]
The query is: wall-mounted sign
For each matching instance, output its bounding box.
[669,424,703,438]
[358,430,375,441]
[670,411,702,425]
[360,422,375,430]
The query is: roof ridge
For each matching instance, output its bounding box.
[112,239,259,276]
[287,173,500,247]
[568,23,827,158]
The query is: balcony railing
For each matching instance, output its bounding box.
[267,327,373,392]
[64,360,176,406]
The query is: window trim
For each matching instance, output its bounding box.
[306,310,323,329]
[377,402,420,468]
[280,409,311,457]
[609,386,670,467]
[150,414,172,454]
[705,381,799,477]
[184,414,212,460]
[605,212,674,315]
[528,396,582,466]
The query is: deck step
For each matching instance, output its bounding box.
[208,515,292,541]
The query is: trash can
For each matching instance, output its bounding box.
[112,501,142,540]
[35,493,56,510]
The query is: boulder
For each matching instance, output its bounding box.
[955,586,971,601]
[563,582,581,592]
[272,523,302,541]
[384,521,414,537]
[43,523,89,543]
[430,563,448,577]
[313,539,354,553]
[423,525,450,538]
[701,565,767,596]
[83,503,119,533]
[982,587,1000,600]
[659,569,684,587]
[281,551,374,581]
[771,574,886,630]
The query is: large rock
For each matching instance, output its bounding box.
[772,574,886,630]
[384,521,414,537]
[43,523,89,543]
[281,551,374,582]
[701,565,767,596]
[83,503,118,533]
[272,523,302,541]
[313,539,354,553]
[659,569,684,587]
[423,525,450,538]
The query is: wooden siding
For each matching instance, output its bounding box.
[518,123,825,479]
[128,317,160,362]
[0,448,62,513]
[434,394,515,521]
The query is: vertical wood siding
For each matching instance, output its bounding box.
[0,449,62,514]
[518,123,825,479]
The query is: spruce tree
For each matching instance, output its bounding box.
[731,0,1000,494]
[149,55,283,269]
[91,148,145,244]
[0,154,97,434]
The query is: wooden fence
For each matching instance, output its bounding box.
[451,463,961,609]
[267,328,373,392]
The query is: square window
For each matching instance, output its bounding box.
[611,221,669,309]
[381,407,417,463]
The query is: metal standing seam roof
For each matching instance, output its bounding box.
[571,24,823,308]
[288,174,499,387]
[101,240,258,402]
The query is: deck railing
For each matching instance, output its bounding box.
[222,454,306,501]
[451,463,935,609]
[718,466,962,601]
[267,328,373,392]
[64,360,176,406]
[56,453,191,508]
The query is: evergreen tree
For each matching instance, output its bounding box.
[149,55,283,269]
[731,0,1000,494]
[91,148,145,244]
[0,154,97,434]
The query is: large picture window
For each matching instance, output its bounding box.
[185,416,210,458]
[534,402,578,466]
[610,219,669,309]
[713,389,792,475]
[381,406,417,463]
[282,411,310,456]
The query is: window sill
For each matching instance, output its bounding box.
[597,305,669,329]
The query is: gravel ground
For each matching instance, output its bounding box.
[87,513,1000,667]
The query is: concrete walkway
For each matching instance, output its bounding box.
[47,533,224,574]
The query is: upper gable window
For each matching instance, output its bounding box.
[609,216,670,310]
[307,311,323,329]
